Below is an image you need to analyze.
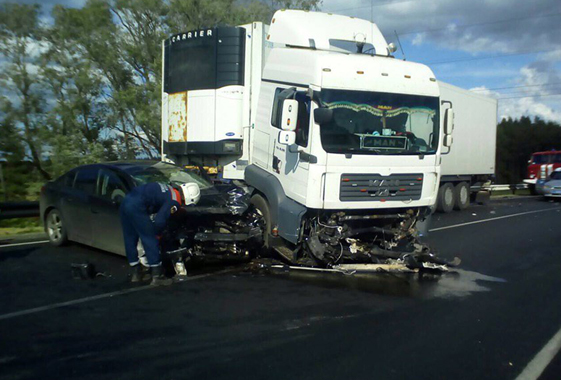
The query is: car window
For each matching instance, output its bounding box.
[550,171,561,180]
[74,167,99,195]
[97,168,128,202]
[127,162,213,190]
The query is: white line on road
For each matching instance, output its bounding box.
[0,269,235,321]
[429,207,561,232]
[515,325,561,380]
[0,240,49,248]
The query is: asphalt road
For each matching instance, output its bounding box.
[1,196,560,380]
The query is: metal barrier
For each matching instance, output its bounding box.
[487,184,529,192]
[0,202,40,220]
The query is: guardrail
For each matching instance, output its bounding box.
[487,184,529,192]
[0,202,40,220]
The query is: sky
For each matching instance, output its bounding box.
[11,0,561,123]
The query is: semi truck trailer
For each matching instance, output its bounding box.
[436,82,497,213]
[161,10,465,269]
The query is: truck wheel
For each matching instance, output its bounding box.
[437,183,455,213]
[46,208,68,246]
[250,194,271,249]
[454,182,470,210]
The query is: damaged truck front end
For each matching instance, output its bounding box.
[298,208,459,273]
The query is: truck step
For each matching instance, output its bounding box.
[273,245,297,263]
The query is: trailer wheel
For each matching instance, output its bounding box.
[454,182,470,210]
[437,183,455,213]
[250,194,272,249]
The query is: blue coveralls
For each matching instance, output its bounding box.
[120,182,181,267]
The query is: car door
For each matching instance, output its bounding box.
[89,168,130,255]
[64,165,99,246]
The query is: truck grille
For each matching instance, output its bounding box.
[340,173,423,202]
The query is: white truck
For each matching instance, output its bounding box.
[160,10,474,269]
[436,82,497,213]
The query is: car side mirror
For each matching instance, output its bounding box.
[443,134,453,147]
[281,99,298,131]
[314,107,333,125]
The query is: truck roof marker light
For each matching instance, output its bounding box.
[404,75,411,79]
[382,73,388,76]
[430,78,436,82]
[357,71,364,74]
[272,18,275,23]
[342,178,350,182]
[380,199,387,202]
[400,188,406,191]
[267,35,270,40]
[416,177,422,181]
[360,189,367,192]
[287,119,290,126]
[323,68,331,72]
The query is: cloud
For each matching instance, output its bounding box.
[470,86,561,123]
[322,0,561,55]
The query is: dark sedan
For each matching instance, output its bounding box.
[39,161,213,255]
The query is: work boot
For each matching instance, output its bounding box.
[130,264,151,283]
[150,266,173,286]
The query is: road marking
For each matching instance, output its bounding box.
[515,325,561,380]
[0,240,49,249]
[429,207,561,232]
[0,269,236,321]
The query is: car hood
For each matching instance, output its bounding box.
[181,183,250,215]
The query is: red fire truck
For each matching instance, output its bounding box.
[523,150,561,193]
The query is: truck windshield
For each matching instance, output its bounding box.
[319,89,440,155]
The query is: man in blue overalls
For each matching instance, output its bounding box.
[120,182,201,285]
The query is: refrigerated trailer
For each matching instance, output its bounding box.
[160,10,463,269]
[436,82,497,212]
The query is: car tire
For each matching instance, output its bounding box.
[250,193,271,249]
[46,208,68,246]
[437,183,455,213]
[454,182,470,210]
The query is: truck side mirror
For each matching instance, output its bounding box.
[281,99,298,131]
[444,108,454,135]
[314,107,333,125]
[443,134,453,147]
[278,130,296,146]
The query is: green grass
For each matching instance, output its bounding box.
[0,217,44,237]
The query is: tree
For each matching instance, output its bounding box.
[0,3,50,180]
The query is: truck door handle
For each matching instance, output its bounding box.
[299,151,317,164]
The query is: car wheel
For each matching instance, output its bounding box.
[454,182,470,210]
[250,193,271,250]
[46,209,68,246]
[437,183,455,213]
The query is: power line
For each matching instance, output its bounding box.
[426,49,560,65]
[470,83,561,92]
[498,93,561,100]
[398,12,561,36]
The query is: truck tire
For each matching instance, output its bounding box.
[437,183,455,213]
[250,194,271,249]
[454,182,470,210]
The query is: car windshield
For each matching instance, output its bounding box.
[550,171,561,180]
[127,162,212,190]
[532,154,549,164]
[319,89,440,155]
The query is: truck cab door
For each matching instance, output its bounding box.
[272,90,313,205]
